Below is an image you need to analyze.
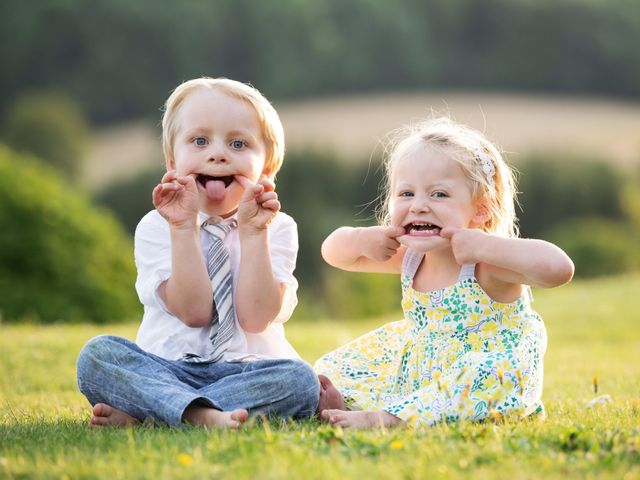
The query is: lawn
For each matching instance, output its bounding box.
[1,274,639,479]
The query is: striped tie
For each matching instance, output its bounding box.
[203,218,237,362]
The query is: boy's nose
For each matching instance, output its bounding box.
[207,154,227,164]
[207,145,227,163]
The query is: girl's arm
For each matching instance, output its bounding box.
[441,227,574,289]
[321,226,406,273]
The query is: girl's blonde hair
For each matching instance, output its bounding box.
[161,77,285,178]
[378,117,519,238]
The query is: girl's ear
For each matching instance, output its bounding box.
[165,156,176,171]
[471,202,492,228]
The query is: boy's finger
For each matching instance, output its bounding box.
[240,183,263,203]
[256,191,278,204]
[258,176,275,193]
[176,175,197,189]
[161,170,177,183]
[152,184,163,203]
[155,182,182,194]
[235,175,254,189]
[261,199,281,212]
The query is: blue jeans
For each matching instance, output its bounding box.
[76,335,320,426]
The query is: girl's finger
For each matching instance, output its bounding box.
[440,227,457,239]
[385,226,406,238]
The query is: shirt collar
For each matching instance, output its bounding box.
[199,211,238,227]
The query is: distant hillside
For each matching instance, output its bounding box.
[85,91,640,190]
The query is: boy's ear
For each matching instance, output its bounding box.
[471,202,491,227]
[166,156,176,171]
[262,165,274,179]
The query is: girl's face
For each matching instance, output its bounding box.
[390,146,485,253]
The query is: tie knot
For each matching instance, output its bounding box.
[203,218,237,240]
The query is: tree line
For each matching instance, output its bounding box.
[2,0,640,124]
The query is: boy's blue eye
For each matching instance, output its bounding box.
[194,137,208,146]
[433,191,447,198]
[231,139,246,149]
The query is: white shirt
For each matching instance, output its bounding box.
[134,209,300,362]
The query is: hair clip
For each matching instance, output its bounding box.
[474,147,495,189]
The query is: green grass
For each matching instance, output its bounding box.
[1,274,639,479]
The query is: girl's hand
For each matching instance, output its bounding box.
[236,175,280,234]
[360,226,405,261]
[440,227,489,265]
[152,171,200,229]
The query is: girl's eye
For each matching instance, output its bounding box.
[399,191,413,197]
[230,139,246,149]
[194,137,208,146]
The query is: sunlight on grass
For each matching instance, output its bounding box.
[1,274,639,479]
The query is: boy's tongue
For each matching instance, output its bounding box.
[205,179,227,201]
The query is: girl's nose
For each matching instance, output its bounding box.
[409,196,430,213]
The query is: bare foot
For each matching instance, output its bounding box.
[182,405,249,429]
[90,403,140,428]
[317,374,346,415]
[320,409,403,429]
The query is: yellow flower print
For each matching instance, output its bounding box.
[467,331,484,349]
[481,374,500,392]
[483,321,498,336]
[402,295,413,312]
[496,358,515,375]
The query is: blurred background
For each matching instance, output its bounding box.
[1,0,639,324]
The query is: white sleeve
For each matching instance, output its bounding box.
[134,211,172,312]
[268,212,299,324]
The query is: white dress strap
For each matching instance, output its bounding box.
[458,263,476,281]
[402,249,424,279]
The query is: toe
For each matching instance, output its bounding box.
[318,374,333,388]
[93,403,111,418]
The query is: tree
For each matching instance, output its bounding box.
[0,145,140,323]
[1,91,89,182]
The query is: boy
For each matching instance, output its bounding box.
[77,78,320,429]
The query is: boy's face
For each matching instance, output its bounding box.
[168,88,268,217]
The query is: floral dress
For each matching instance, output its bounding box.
[314,249,547,426]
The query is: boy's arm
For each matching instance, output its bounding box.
[235,176,285,333]
[441,227,574,289]
[153,172,213,327]
[321,226,406,273]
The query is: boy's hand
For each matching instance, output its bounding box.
[152,171,200,229]
[360,226,405,261]
[440,227,488,265]
[236,175,280,234]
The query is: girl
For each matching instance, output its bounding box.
[316,117,574,428]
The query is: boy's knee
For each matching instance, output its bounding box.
[77,335,129,377]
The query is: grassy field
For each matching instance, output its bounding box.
[1,274,639,479]
[84,91,640,190]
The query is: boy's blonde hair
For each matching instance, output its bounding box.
[379,117,519,238]
[161,77,285,178]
